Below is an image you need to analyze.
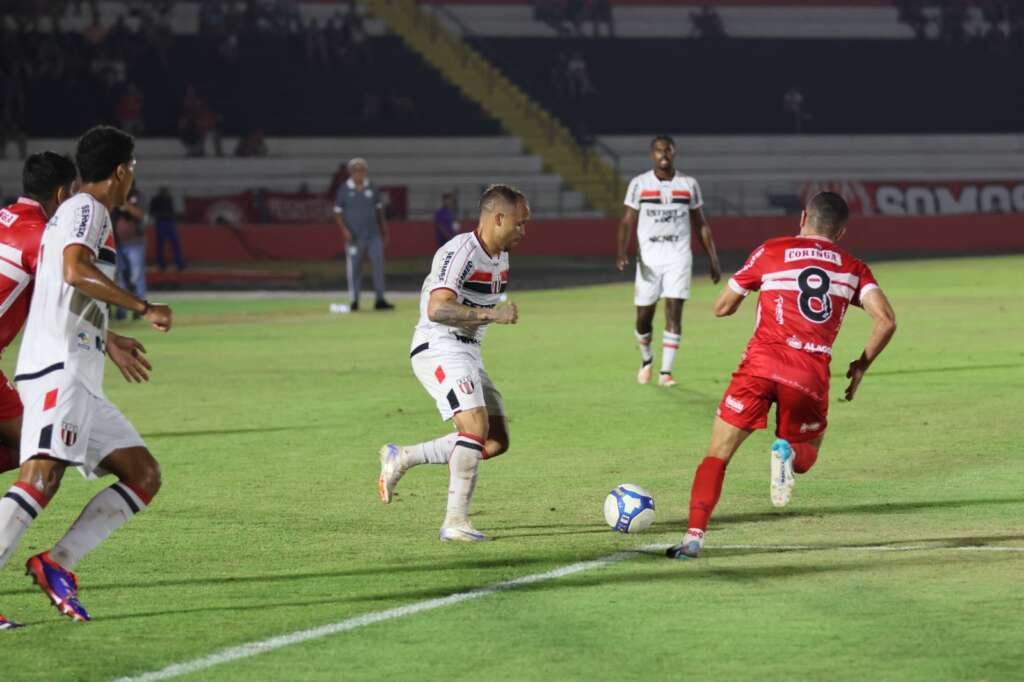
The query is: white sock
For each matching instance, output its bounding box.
[0,483,47,569]
[635,330,653,364]
[400,432,458,469]
[444,434,484,525]
[661,331,681,375]
[50,482,149,570]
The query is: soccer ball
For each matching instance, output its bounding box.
[604,484,655,533]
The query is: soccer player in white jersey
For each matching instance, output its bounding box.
[377,185,527,542]
[0,126,172,625]
[617,136,721,387]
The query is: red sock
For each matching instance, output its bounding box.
[792,442,819,474]
[687,456,727,531]
[0,445,18,474]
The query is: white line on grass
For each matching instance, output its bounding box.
[114,541,1023,682]
[113,547,654,682]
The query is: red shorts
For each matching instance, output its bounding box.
[0,371,23,421]
[716,372,827,443]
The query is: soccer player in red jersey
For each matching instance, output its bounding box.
[667,192,897,559]
[0,153,79,477]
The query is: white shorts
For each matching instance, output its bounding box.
[411,346,505,422]
[635,253,693,305]
[17,372,146,480]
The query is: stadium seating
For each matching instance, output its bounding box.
[0,137,590,219]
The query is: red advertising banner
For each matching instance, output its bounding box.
[184,187,408,224]
[803,180,1024,216]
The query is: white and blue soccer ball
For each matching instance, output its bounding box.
[604,484,655,533]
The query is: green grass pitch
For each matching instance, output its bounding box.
[1,255,1022,681]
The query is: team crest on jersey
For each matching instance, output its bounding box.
[76,332,91,350]
[60,422,79,447]
[0,208,17,228]
[456,376,475,395]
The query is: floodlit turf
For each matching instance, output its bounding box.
[1,255,1022,681]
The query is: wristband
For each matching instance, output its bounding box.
[140,300,151,316]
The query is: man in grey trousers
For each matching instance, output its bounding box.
[333,157,394,311]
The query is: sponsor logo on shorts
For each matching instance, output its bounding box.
[456,376,475,395]
[784,247,842,266]
[60,421,79,447]
[800,422,822,434]
[76,332,91,350]
[0,208,17,228]
[724,395,745,413]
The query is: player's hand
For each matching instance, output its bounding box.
[107,333,152,383]
[616,254,629,271]
[844,356,870,401]
[144,302,173,332]
[710,261,722,284]
[492,301,518,325]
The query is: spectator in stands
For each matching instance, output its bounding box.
[691,5,726,40]
[533,0,573,37]
[116,82,145,135]
[433,193,459,247]
[112,184,148,320]
[235,129,269,157]
[783,85,808,133]
[566,51,596,99]
[586,0,614,38]
[897,0,929,40]
[333,158,393,311]
[179,84,224,157]
[150,186,187,271]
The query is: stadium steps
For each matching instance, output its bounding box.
[361,0,625,216]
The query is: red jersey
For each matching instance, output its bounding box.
[0,197,47,354]
[727,234,879,399]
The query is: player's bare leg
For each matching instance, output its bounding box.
[659,298,684,387]
[27,447,161,622]
[634,303,656,384]
[0,457,66,626]
[438,407,489,542]
[667,417,752,559]
[0,417,21,474]
[380,414,508,504]
[771,433,825,507]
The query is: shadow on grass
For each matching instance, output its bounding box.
[142,425,331,439]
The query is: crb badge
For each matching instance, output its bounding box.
[60,421,79,447]
[456,376,475,395]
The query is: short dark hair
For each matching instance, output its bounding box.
[479,184,526,213]
[650,135,675,149]
[805,191,850,235]
[22,151,77,202]
[76,125,135,183]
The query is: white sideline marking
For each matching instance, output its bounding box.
[115,541,1023,681]
[113,547,653,682]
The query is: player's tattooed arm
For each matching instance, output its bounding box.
[428,290,518,326]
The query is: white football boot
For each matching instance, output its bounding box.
[377,443,404,504]
[666,529,704,559]
[439,519,489,542]
[770,438,796,507]
[658,373,678,387]
[637,361,653,385]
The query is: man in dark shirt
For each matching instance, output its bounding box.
[433,193,459,247]
[149,186,186,271]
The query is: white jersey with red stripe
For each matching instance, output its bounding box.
[624,170,703,267]
[15,193,117,398]
[727,234,879,397]
[411,231,509,355]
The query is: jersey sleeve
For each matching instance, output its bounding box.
[851,261,880,307]
[689,177,704,210]
[728,244,767,296]
[623,177,641,210]
[431,244,474,295]
[63,199,106,255]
